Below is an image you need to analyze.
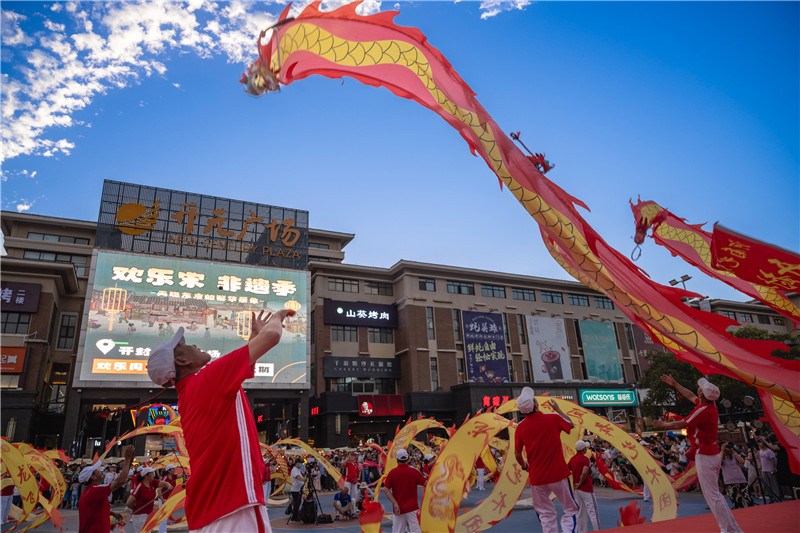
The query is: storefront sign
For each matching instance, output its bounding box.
[95,180,309,269]
[481,395,511,409]
[130,404,179,426]
[323,356,401,378]
[358,394,404,417]
[579,389,639,406]
[0,347,26,373]
[525,316,574,382]
[77,250,308,386]
[323,300,397,328]
[0,282,41,313]
[579,321,623,381]
[462,311,510,383]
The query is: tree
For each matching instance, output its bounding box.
[639,325,799,421]
[639,350,702,419]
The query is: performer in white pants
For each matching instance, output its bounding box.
[568,440,599,532]
[655,375,743,533]
[514,387,579,533]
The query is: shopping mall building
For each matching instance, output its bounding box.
[1,182,792,455]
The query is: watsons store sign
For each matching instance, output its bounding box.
[579,389,639,406]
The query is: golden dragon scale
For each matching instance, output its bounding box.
[242,1,800,471]
[631,199,800,325]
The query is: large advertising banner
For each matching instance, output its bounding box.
[77,250,308,387]
[461,311,510,383]
[525,316,573,382]
[579,321,623,382]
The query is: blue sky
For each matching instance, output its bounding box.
[2,1,798,303]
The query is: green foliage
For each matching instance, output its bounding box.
[639,350,702,419]
[640,325,798,420]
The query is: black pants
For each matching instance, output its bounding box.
[291,491,302,521]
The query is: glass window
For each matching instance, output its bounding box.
[368,327,393,343]
[447,281,475,295]
[595,296,614,309]
[328,377,356,392]
[738,313,753,324]
[757,314,771,325]
[27,233,44,240]
[507,359,514,381]
[457,358,465,383]
[329,277,359,293]
[426,307,435,340]
[430,358,439,391]
[523,360,531,382]
[23,250,40,260]
[1,375,20,388]
[364,281,393,296]
[331,325,358,342]
[308,242,330,249]
[516,314,527,345]
[419,278,436,291]
[502,313,511,344]
[624,323,635,350]
[1,311,30,334]
[542,291,563,304]
[74,237,90,245]
[58,236,75,244]
[452,309,462,342]
[721,311,736,320]
[568,294,590,307]
[43,234,59,242]
[774,317,784,326]
[481,284,506,298]
[511,288,535,301]
[57,314,78,350]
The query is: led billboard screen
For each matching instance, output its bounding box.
[77,250,308,387]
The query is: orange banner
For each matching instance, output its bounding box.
[91,358,148,374]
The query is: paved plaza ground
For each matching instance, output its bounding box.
[3,484,760,533]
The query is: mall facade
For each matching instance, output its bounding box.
[1,192,792,454]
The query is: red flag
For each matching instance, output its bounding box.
[711,223,800,293]
[632,200,799,325]
[242,1,800,472]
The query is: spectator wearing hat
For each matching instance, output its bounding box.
[422,454,435,478]
[383,449,427,533]
[356,481,374,512]
[513,387,579,533]
[78,445,134,533]
[146,308,293,532]
[568,440,599,532]
[126,466,173,533]
[654,375,743,533]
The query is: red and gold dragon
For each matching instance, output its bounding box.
[241,1,800,473]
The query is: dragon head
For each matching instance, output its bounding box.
[630,198,667,245]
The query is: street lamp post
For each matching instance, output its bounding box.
[668,274,692,290]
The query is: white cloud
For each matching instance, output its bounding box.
[173,82,181,88]
[479,0,530,20]
[1,10,33,46]
[16,202,33,212]
[2,0,517,164]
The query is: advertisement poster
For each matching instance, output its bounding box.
[461,311,510,383]
[579,321,623,382]
[78,250,308,386]
[525,316,573,382]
